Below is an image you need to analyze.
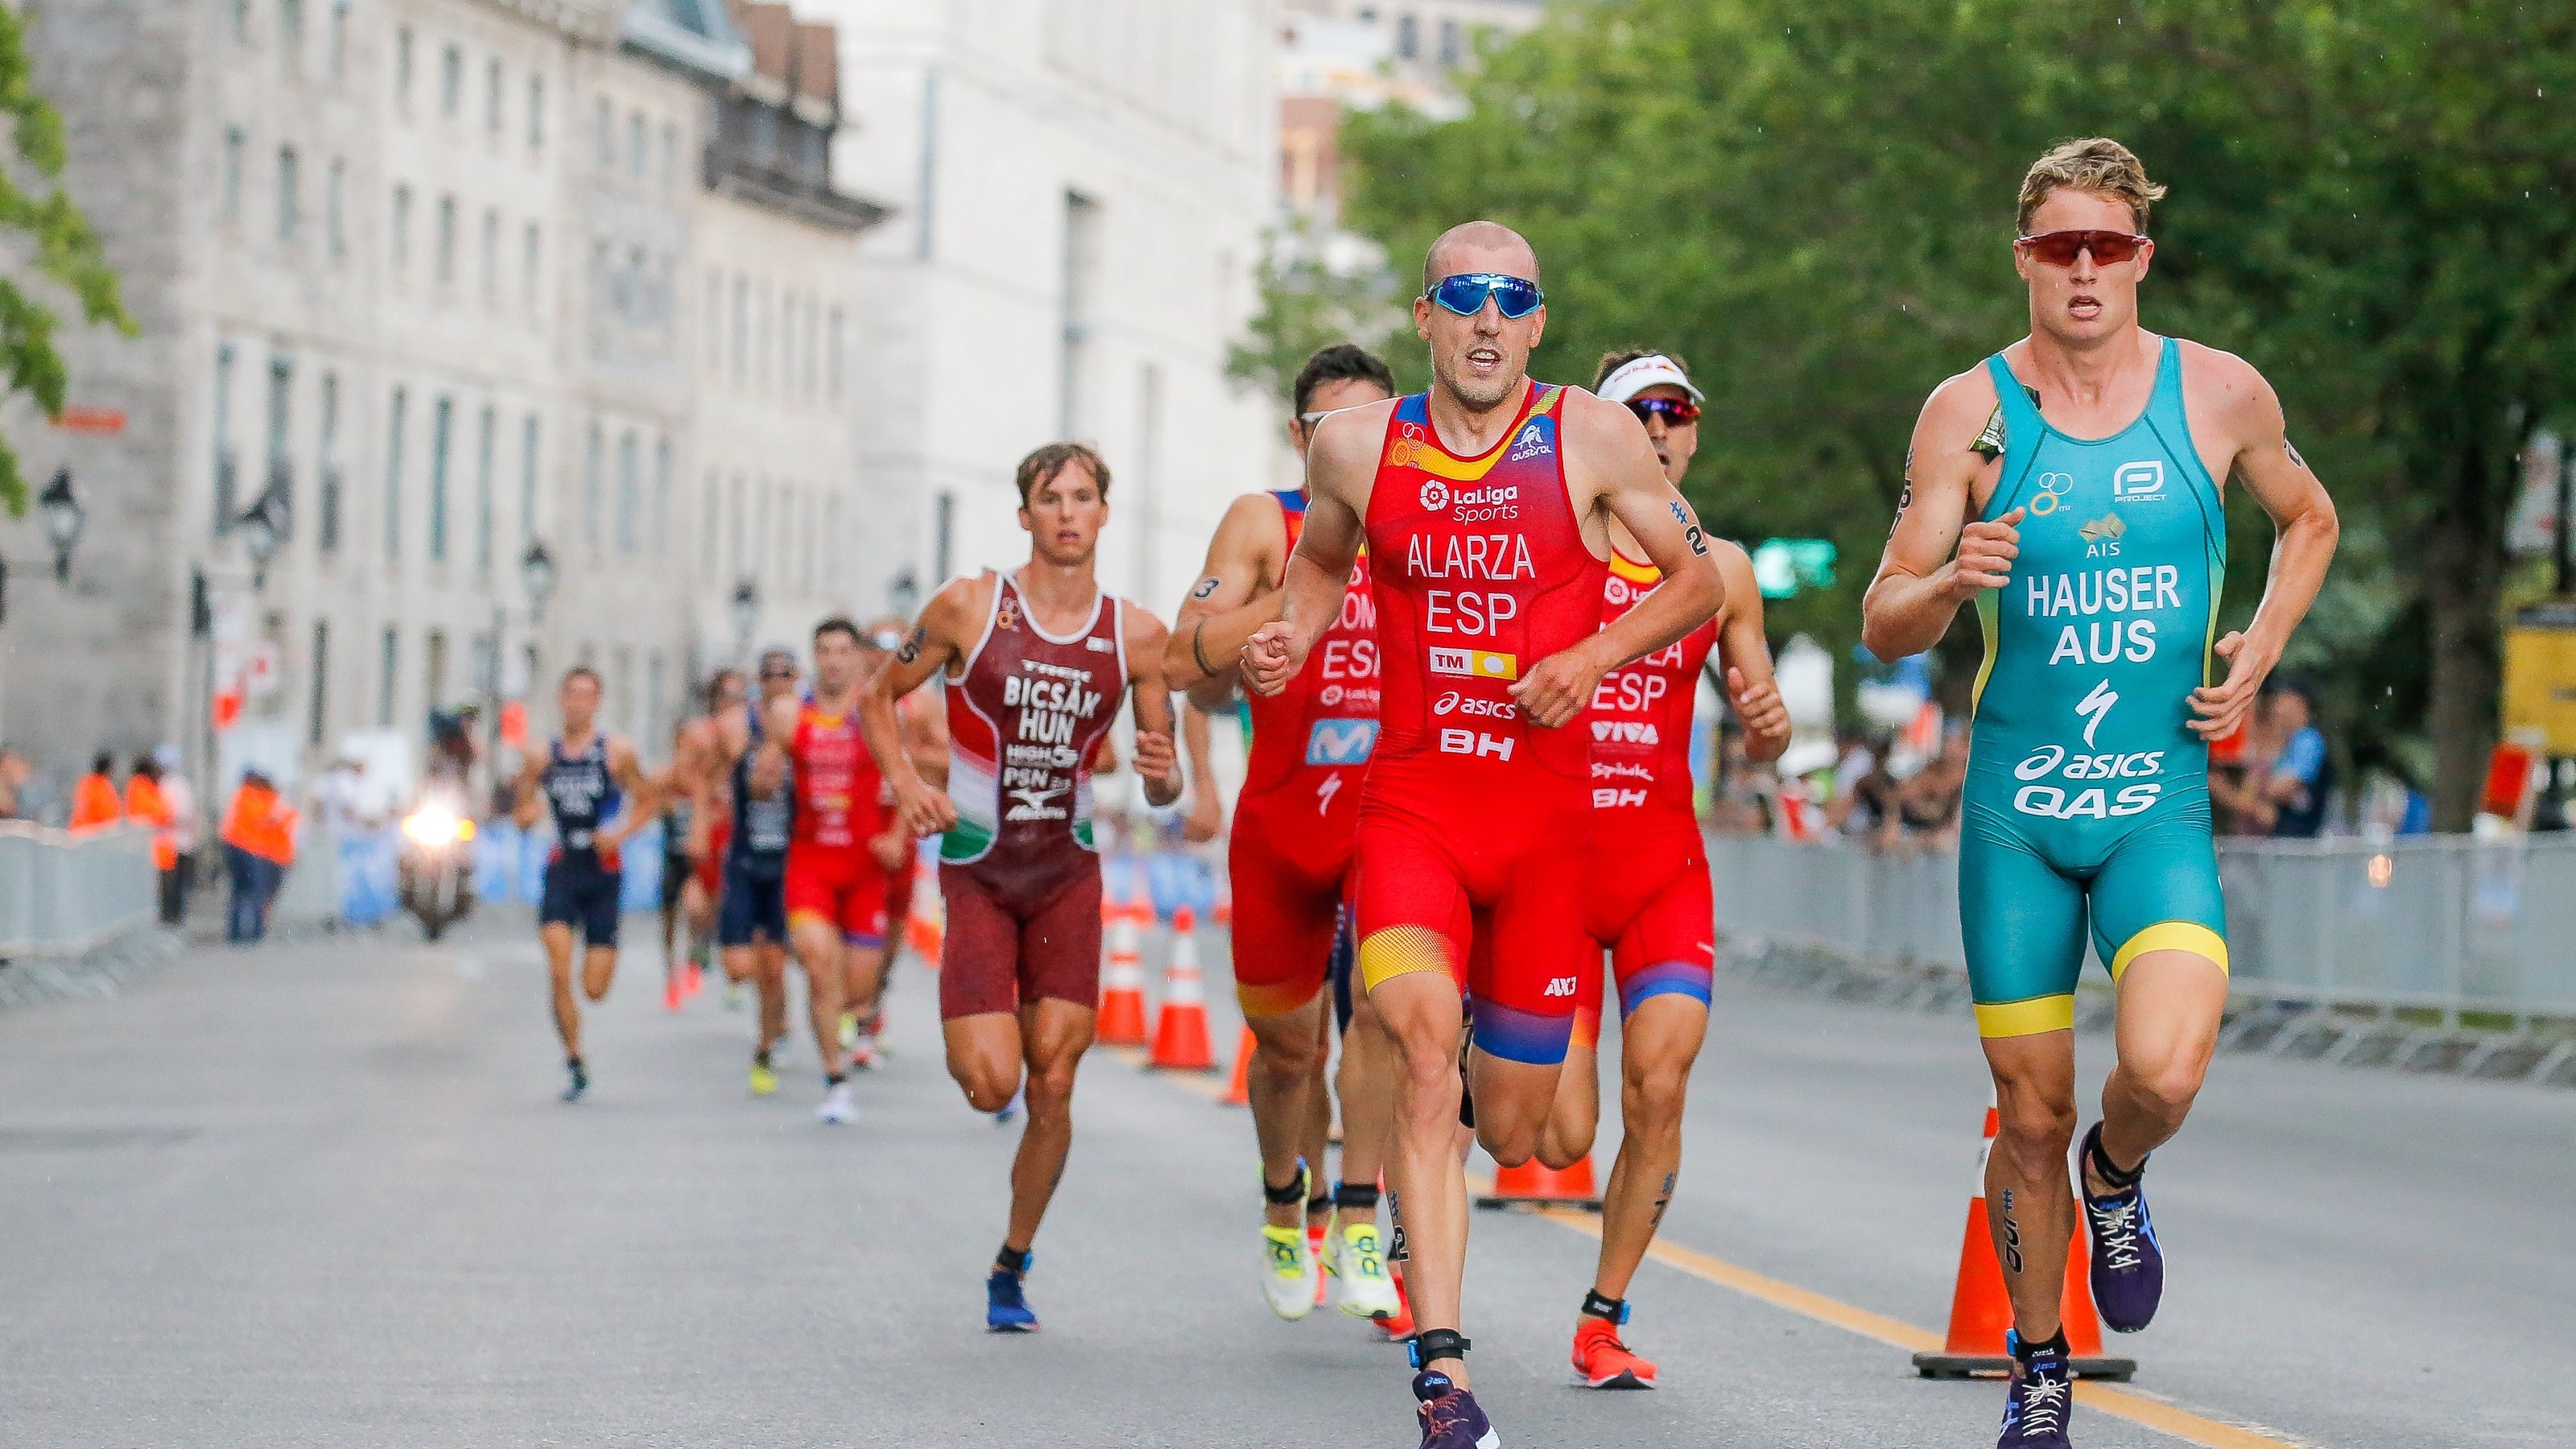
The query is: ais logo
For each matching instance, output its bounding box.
[1304,718,1379,766]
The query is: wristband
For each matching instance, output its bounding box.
[1191,619,1216,678]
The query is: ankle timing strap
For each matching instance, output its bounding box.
[994,1245,1032,1276]
[1408,1328,1472,1370]
[1262,1160,1308,1207]
[1333,1180,1381,1211]
[2086,1131,2145,1191]
[1580,1290,1630,1325]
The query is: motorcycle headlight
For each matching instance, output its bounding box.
[402,808,461,847]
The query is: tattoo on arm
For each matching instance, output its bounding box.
[1190,619,1215,677]
[1190,575,1221,601]
[1668,499,1688,524]
[1684,523,1708,557]
[894,627,924,666]
[2285,438,2309,471]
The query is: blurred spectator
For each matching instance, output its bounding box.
[314,757,376,837]
[2262,680,2331,837]
[0,746,30,819]
[1704,729,1776,835]
[220,769,299,943]
[2205,710,2273,836]
[155,745,200,917]
[68,752,122,831]
[124,753,183,924]
[1889,728,1968,849]
[1828,733,1902,844]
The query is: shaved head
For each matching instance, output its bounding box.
[1422,220,1540,291]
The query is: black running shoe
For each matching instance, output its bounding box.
[2079,1123,2164,1332]
[1412,1368,1499,1449]
[560,1060,588,1104]
[1996,1332,2074,1448]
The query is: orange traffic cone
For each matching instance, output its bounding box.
[1220,1025,1256,1105]
[1097,894,1150,1046]
[1476,1154,1604,1211]
[1909,1093,2136,1381]
[905,868,944,970]
[1150,906,1216,1071]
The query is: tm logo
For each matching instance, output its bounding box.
[2076,679,2118,748]
[2112,460,2166,500]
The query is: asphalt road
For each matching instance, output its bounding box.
[1,906,2567,1448]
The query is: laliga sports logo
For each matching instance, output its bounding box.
[1604,576,1634,606]
[1419,479,1451,513]
[2027,472,2074,516]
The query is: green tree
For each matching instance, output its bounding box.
[1342,0,2576,828]
[1228,219,1416,408]
[0,4,134,514]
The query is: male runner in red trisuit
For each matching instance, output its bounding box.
[841,618,952,1059]
[1525,349,1793,1390]
[753,617,910,1125]
[865,441,1183,1332]
[1167,342,1406,1326]
[700,646,803,1094]
[1246,222,1724,1447]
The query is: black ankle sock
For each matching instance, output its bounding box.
[826,1072,845,1088]
[2015,1327,2069,1360]
[1306,1193,1331,1220]
[1332,1181,1381,1212]
[995,1245,1031,1276]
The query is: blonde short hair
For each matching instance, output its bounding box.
[2017,138,2167,235]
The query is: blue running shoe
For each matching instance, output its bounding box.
[2079,1122,2164,1332]
[986,1261,1040,1333]
[1996,1332,2074,1448]
[1411,1369,1500,1449]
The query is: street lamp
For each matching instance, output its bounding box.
[237,481,290,588]
[888,569,921,620]
[521,539,558,621]
[38,469,83,583]
[730,577,760,664]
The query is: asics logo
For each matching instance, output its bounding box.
[1434,691,1513,719]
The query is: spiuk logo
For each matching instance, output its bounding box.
[1419,480,1451,513]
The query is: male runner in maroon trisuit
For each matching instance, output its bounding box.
[1246,222,1724,1447]
[863,441,1182,1331]
[1166,342,1406,1326]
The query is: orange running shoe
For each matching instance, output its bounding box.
[1307,1220,1328,1308]
[1377,1262,1418,1341]
[662,973,683,1013]
[683,961,705,997]
[1571,1312,1657,1389]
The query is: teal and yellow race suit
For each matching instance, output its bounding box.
[1959,337,2231,1038]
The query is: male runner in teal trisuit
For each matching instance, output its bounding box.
[1863,138,2338,1449]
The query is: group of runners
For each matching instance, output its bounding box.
[502,137,2337,1449]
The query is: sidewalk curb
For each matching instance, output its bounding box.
[0,927,188,1011]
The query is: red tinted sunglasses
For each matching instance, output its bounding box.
[1626,397,1701,426]
[2017,229,2149,267]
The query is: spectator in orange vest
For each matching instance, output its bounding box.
[68,753,122,832]
[220,769,299,943]
[126,754,183,924]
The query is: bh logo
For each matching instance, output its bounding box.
[1419,479,1451,513]
[2112,460,2165,500]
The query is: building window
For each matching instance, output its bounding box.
[275,146,299,243]
[212,344,238,535]
[377,626,398,726]
[395,27,414,110]
[527,74,545,154]
[823,495,840,592]
[828,306,844,401]
[582,422,602,555]
[473,405,496,572]
[425,630,448,712]
[1059,192,1099,436]
[427,394,452,562]
[625,110,645,178]
[264,357,293,529]
[614,429,638,555]
[328,0,349,80]
[485,57,503,137]
[651,436,670,555]
[479,208,498,302]
[308,621,330,747]
[519,414,540,544]
[384,386,406,561]
[280,0,304,60]
[1397,12,1419,59]
[700,469,718,572]
[233,0,252,43]
[1439,19,1460,67]
[326,158,345,260]
[318,370,341,553]
[440,43,462,119]
[521,221,541,310]
[659,121,677,188]
[390,184,411,275]
[753,279,770,390]
[221,127,246,225]
[593,97,613,169]
[434,193,456,286]
[729,274,747,380]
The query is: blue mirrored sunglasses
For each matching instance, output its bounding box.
[1426,272,1544,320]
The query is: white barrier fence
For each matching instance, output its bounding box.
[0,823,158,959]
[1705,832,2576,1025]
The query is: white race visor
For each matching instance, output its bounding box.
[1596,353,1704,405]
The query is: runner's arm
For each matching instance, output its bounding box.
[1165,493,1286,692]
[597,738,661,848]
[750,695,798,799]
[1246,405,1381,696]
[1863,371,2013,662]
[1515,391,1726,728]
[859,578,979,837]
[900,688,951,791]
[1180,702,1222,843]
[510,754,545,830]
[1709,541,1792,763]
[2190,353,2339,739]
[1124,603,1183,810]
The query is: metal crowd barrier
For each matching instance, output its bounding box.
[0,822,158,959]
[1705,832,2576,1026]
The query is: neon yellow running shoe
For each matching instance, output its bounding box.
[1261,1224,1318,1321]
[749,1060,778,1096]
[1328,1219,1401,1320]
